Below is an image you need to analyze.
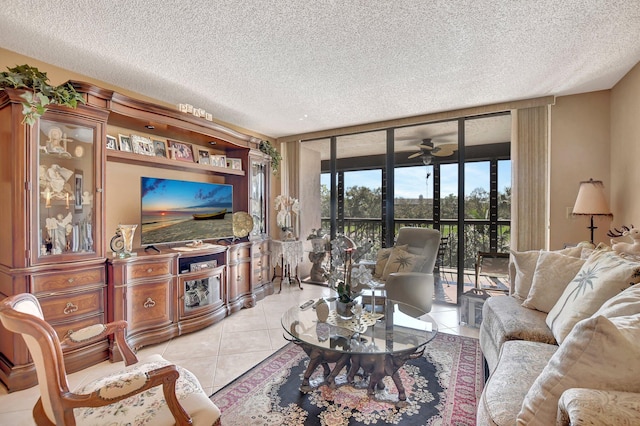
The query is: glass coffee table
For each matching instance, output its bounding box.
[281,298,437,406]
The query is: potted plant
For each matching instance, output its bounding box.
[258,140,282,174]
[325,236,372,319]
[0,64,85,126]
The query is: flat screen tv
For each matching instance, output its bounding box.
[141,177,233,246]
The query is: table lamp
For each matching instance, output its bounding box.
[572,178,612,244]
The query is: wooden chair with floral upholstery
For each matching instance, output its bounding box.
[0,293,221,426]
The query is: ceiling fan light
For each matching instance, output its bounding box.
[421,155,432,165]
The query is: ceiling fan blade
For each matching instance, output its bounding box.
[437,143,458,151]
[433,149,455,157]
[408,152,424,159]
[417,144,434,150]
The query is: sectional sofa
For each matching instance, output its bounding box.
[477,245,640,425]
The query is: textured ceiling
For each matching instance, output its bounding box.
[1,1,639,139]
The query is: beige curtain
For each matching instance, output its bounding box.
[280,140,300,198]
[511,106,549,251]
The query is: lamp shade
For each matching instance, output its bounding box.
[572,178,612,216]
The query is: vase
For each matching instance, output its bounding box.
[118,224,137,257]
[335,300,354,320]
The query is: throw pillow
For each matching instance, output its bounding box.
[546,250,640,344]
[381,247,426,281]
[594,282,640,318]
[517,314,640,425]
[510,250,541,300]
[556,245,584,258]
[373,244,408,278]
[522,252,586,313]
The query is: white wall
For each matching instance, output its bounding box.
[297,145,322,279]
[549,91,611,248]
[610,61,640,228]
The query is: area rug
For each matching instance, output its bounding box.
[211,333,483,425]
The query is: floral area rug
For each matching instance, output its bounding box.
[211,333,483,425]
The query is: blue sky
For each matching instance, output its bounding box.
[321,161,511,199]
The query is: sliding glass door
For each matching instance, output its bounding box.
[304,112,511,304]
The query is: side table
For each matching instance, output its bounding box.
[271,240,304,293]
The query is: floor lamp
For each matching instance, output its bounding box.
[572,178,612,244]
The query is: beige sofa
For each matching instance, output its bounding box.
[477,247,640,425]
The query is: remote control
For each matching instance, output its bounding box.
[299,300,315,310]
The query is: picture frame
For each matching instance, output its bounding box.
[227,158,242,170]
[118,134,132,152]
[74,171,83,211]
[198,149,210,165]
[131,134,155,156]
[167,140,194,162]
[153,140,167,157]
[210,154,226,168]
[106,135,118,150]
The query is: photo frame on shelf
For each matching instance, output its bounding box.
[106,135,118,150]
[210,154,226,168]
[167,140,194,162]
[198,149,210,165]
[153,140,167,157]
[131,134,155,156]
[74,171,83,211]
[118,134,132,152]
[227,158,242,170]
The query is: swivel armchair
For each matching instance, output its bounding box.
[365,227,441,314]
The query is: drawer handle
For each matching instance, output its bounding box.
[143,298,156,308]
[63,302,78,315]
[147,268,153,273]
[237,276,242,282]
[257,260,262,266]
[67,278,75,283]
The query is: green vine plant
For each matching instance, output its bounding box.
[259,140,282,174]
[0,64,85,126]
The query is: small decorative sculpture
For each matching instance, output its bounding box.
[45,212,72,254]
[110,224,138,258]
[608,224,640,256]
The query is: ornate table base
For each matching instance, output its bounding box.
[288,336,425,408]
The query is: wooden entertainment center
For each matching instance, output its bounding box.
[0,82,272,391]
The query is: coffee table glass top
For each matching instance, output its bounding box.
[281,298,438,355]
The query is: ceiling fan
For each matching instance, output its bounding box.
[407,139,458,164]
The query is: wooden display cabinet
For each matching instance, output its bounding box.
[177,249,227,335]
[1,81,273,391]
[227,242,255,312]
[252,239,273,300]
[0,88,109,391]
[107,252,176,359]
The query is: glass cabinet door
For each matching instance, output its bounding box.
[36,119,97,260]
[249,154,269,238]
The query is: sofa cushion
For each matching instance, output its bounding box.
[546,250,640,343]
[479,295,556,373]
[522,252,586,313]
[558,388,640,426]
[517,314,640,426]
[381,247,425,281]
[477,340,557,426]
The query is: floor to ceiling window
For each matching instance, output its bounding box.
[305,112,511,304]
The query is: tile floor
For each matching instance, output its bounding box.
[0,283,478,425]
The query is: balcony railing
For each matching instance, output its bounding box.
[321,218,511,269]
